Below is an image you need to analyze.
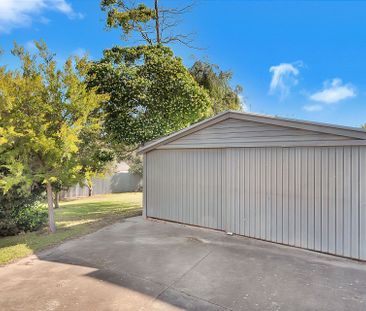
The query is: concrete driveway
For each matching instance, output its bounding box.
[1,217,366,311]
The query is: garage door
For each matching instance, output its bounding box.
[146,146,366,259]
[146,149,225,230]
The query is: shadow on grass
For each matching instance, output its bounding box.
[0,196,142,265]
[56,202,142,221]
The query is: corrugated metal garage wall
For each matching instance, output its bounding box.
[146,149,224,229]
[146,147,366,260]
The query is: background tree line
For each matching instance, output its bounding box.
[0,0,244,235]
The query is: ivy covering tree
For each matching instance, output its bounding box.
[0,42,109,233]
[88,45,210,146]
[190,60,244,115]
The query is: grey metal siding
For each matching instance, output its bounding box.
[159,119,352,149]
[61,173,142,198]
[146,147,366,260]
[146,149,224,229]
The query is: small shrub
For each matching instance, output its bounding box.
[0,183,47,237]
[12,203,48,233]
[128,155,143,177]
[0,210,19,236]
[0,203,47,237]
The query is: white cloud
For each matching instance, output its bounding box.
[309,78,356,104]
[269,61,302,99]
[0,0,83,33]
[303,104,323,112]
[53,0,73,15]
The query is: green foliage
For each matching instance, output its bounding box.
[190,60,244,115]
[77,109,115,192]
[101,0,155,40]
[88,45,210,145]
[10,203,47,235]
[0,215,18,237]
[0,42,105,188]
[127,154,143,177]
[100,0,197,47]
[0,185,47,237]
[0,41,110,231]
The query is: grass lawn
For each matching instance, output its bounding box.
[0,192,142,265]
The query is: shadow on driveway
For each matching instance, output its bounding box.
[1,216,366,310]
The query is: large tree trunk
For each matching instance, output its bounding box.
[54,191,60,209]
[46,181,56,233]
[88,186,93,197]
[154,0,161,43]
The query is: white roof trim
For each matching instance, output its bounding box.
[138,111,366,154]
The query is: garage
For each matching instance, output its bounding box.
[139,111,366,260]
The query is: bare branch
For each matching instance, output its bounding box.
[161,20,180,32]
[137,25,154,44]
[140,31,153,45]
[102,0,200,48]
[159,2,196,15]
[161,33,205,50]
[158,1,202,49]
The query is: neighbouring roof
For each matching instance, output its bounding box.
[138,110,366,154]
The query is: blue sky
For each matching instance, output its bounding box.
[1,0,366,127]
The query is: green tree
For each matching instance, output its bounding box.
[0,42,108,232]
[77,123,115,196]
[190,60,244,115]
[101,0,195,47]
[88,45,210,146]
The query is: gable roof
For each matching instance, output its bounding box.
[138,111,366,154]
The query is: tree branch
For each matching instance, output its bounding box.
[159,2,195,15]
[161,33,204,50]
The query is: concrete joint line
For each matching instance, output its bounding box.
[146,249,233,310]
[169,249,214,288]
[173,288,233,311]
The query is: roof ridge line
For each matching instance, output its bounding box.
[138,110,366,154]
